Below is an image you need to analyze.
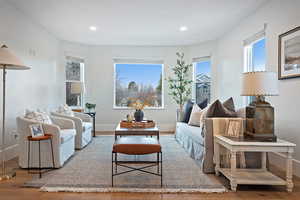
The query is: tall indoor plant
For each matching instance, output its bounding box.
[167,52,192,121]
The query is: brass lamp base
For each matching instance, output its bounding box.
[245,96,277,142]
[0,171,16,181]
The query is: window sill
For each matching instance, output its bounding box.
[113,106,165,110]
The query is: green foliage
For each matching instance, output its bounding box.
[156,73,162,93]
[167,52,192,109]
[85,103,96,110]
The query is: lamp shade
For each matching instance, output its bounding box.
[241,71,279,96]
[71,82,85,94]
[0,45,30,70]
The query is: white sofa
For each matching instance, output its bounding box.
[51,112,93,149]
[17,116,76,168]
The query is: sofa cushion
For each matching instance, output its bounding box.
[60,129,76,144]
[176,122,204,145]
[82,122,92,132]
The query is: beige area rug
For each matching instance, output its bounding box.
[24,135,226,193]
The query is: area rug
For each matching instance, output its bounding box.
[24,135,226,193]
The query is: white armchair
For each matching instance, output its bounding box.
[16,116,76,168]
[51,112,93,149]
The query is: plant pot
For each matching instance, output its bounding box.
[176,109,184,122]
[134,109,144,122]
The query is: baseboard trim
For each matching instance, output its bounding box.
[269,152,300,177]
[95,123,175,132]
[0,144,18,161]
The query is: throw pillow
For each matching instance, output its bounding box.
[182,100,194,123]
[24,109,52,124]
[223,97,235,112]
[35,112,52,124]
[57,104,74,116]
[205,100,237,118]
[197,99,208,109]
[188,104,202,127]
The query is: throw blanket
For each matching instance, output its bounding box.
[212,118,246,168]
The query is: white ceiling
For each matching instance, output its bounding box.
[9,0,268,46]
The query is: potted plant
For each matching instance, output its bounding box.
[85,103,96,112]
[167,52,192,121]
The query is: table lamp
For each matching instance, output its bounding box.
[241,71,279,141]
[0,45,30,181]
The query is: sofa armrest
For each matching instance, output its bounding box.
[202,117,244,173]
[74,112,92,122]
[50,116,75,129]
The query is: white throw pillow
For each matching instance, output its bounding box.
[24,109,52,124]
[57,104,74,116]
[188,104,202,127]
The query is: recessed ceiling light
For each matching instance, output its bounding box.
[180,26,188,32]
[89,26,97,31]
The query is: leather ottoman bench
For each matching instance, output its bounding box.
[112,136,162,187]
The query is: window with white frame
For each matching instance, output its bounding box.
[65,56,85,107]
[193,57,211,104]
[114,59,163,109]
[244,32,266,103]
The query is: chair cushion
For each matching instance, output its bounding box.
[82,122,92,132]
[60,129,76,144]
[113,137,161,155]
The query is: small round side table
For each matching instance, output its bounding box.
[27,134,55,178]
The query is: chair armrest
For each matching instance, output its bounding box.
[50,116,75,129]
[51,112,83,134]
[74,112,92,122]
[42,123,62,150]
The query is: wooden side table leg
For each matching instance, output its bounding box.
[214,140,220,176]
[262,152,267,170]
[230,151,237,191]
[286,150,293,192]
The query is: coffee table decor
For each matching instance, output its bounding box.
[120,120,155,129]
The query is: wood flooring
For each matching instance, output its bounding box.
[0,157,300,200]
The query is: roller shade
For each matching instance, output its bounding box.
[243,23,267,46]
[113,58,164,64]
[192,56,210,63]
[66,56,84,63]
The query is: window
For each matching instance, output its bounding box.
[65,56,85,107]
[244,37,266,103]
[193,57,211,104]
[244,38,266,72]
[114,62,163,109]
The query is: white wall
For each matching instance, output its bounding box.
[0,0,63,160]
[215,0,300,175]
[61,41,217,132]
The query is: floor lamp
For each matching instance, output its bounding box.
[0,45,30,181]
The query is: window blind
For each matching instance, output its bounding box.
[66,56,84,63]
[243,23,267,46]
[113,58,164,64]
[192,56,210,63]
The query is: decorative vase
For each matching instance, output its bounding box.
[176,109,184,122]
[134,109,144,122]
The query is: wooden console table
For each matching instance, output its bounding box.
[214,135,296,192]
